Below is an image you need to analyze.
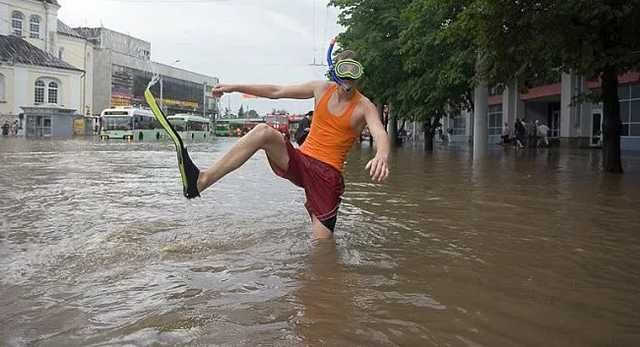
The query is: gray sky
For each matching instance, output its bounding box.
[58,0,342,115]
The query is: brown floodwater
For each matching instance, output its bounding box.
[1,137,640,346]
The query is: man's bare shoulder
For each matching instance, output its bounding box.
[355,93,377,115]
[310,80,332,94]
[357,93,375,107]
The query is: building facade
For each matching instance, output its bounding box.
[1,0,219,138]
[445,72,640,150]
[0,34,83,137]
[73,27,219,118]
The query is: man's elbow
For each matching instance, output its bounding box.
[266,86,282,99]
[371,129,388,142]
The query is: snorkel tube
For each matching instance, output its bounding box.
[327,37,346,89]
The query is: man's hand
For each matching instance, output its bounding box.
[365,154,389,183]
[212,84,234,98]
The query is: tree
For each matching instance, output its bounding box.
[399,0,475,150]
[330,0,412,145]
[330,0,476,150]
[463,0,640,173]
[247,109,259,118]
[238,105,245,118]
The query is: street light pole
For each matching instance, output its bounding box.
[203,82,207,118]
[159,77,164,111]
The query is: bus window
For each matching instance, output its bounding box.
[188,121,206,131]
[103,116,132,131]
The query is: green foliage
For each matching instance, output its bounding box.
[329,0,476,123]
[246,109,259,118]
[238,105,245,118]
[462,0,640,85]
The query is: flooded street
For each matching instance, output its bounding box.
[1,137,640,346]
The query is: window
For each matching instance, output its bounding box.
[0,74,5,101]
[48,82,58,104]
[58,47,64,60]
[35,80,45,104]
[488,104,503,135]
[34,79,61,105]
[619,84,640,137]
[30,15,40,39]
[12,11,24,36]
[451,115,466,135]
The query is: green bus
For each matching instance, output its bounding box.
[214,119,231,137]
[213,118,266,137]
[167,114,211,140]
[100,107,163,141]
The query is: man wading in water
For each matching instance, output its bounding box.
[178,48,390,239]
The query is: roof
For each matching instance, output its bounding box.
[0,35,82,72]
[57,20,84,39]
[42,0,60,5]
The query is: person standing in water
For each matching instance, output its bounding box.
[175,47,390,239]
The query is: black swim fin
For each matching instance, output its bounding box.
[144,87,200,199]
[178,146,201,199]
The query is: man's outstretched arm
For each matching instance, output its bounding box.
[363,102,390,183]
[212,81,325,99]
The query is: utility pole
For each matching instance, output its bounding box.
[203,82,207,118]
[159,77,164,111]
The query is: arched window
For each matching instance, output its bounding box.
[11,11,24,37]
[30,15,41,39]
[0,74,5,101]
[48,81,58,104]
[34,79,61,105]
[35,80,45,104]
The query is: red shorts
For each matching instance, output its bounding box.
[270,140,345,225]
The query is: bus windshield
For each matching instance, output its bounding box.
[103,116,132,131]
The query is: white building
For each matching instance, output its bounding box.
[57,19,93,117]
[0,0,59,55]
[0,0,86,137]
[1,0,218,137]
[0,34,83,137]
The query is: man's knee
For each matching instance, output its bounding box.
[251,124,281,146]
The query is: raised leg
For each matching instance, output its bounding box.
[197,124,289,192]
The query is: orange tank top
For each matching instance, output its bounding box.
[300,84,360,172]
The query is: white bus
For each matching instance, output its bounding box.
[167,114,211,140]
[99,107,163,141]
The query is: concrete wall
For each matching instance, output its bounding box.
[2,0,59,54]
[92,48,113,115]
[0,67,14,116]
[0,2,8,35]
[98,28,150,58]
[52,113,73,137]
[57,34,94,115]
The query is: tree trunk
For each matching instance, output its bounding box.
[388,103,399,146]
[424,129,434,151]
[601,67,623,173]
[422,116,440,152]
